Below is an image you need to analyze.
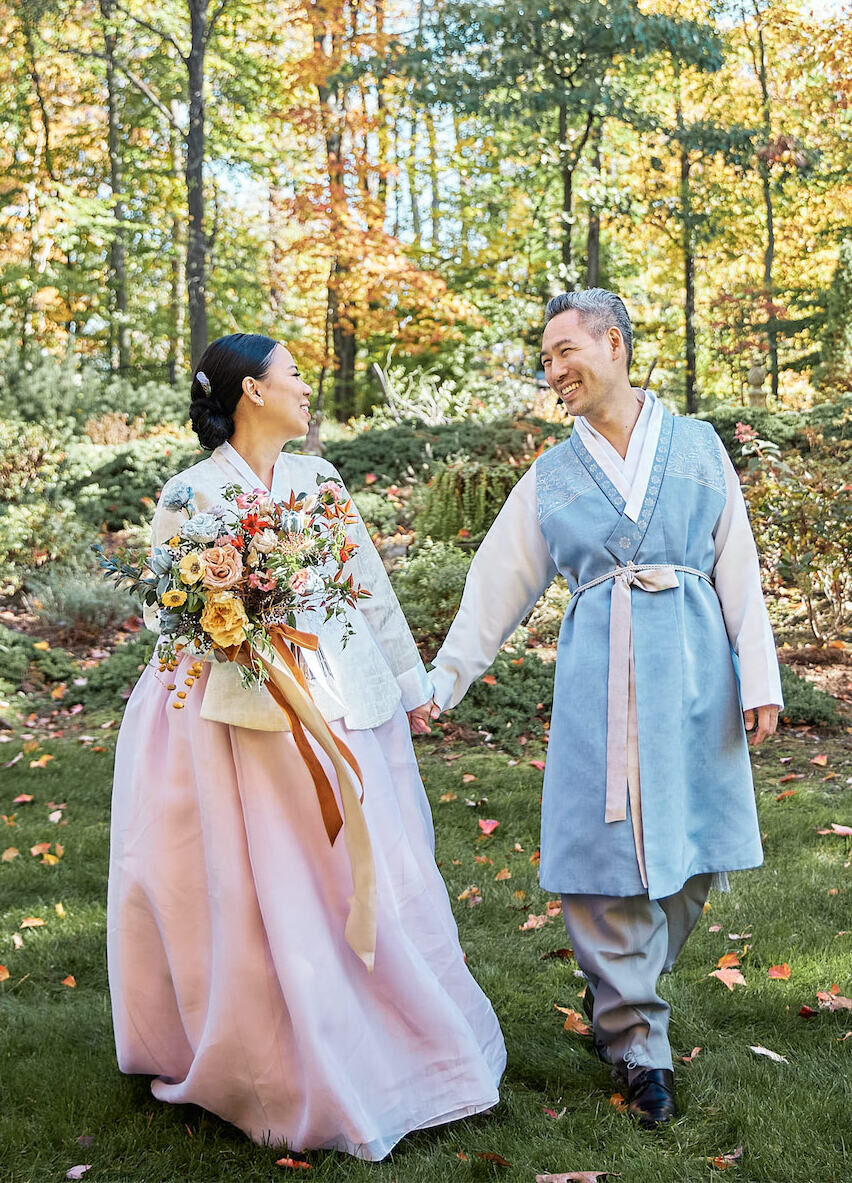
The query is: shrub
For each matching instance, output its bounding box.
[699,396,852,459]
[65,633,156,709]
[391,541,473,656]
[0,422,82,594]
[351,490,403,537]
[0,624,77,688]
[415,459,523,542]
[324,416,569,489]
[450,647,555,750]
[527,578,570,646]
[779,664,840,727]
[23,569,140,642]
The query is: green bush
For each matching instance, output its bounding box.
[65,633,156,709]
[391,540,473,656]
[527,578,570,645]
[779,663,840,727]
[23,569,140,641]
[351,490,403,537]
[0,422,83,594]
[64,434,201,530]
[450,647,555,750]
[415,459,523,541]
[699,396,852,459]
[324,416,569,489]
[0,624,78,687]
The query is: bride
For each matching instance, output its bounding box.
[107,332,505,1161]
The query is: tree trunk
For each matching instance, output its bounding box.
[425,109,440,247]
[680,142,698,414]
[100,0,130,372]
[753,9,779,401]
[558,103,573,283]
[585,120,602,288]
[186,0,208,367]
[168,115,186,384]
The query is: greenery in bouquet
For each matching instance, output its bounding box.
[96,477,371,688]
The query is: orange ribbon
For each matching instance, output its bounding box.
[222,624,376,972]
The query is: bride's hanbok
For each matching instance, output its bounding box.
[107,441,505,1161]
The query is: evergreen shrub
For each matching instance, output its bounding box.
[391,541,473,656]
[415,459,523,541]
[351,490,403,537]
[450,648,555,750]
[779,664,839,727]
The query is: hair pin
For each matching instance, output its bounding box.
[196,371,212,395]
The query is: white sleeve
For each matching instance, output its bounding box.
[141,484,189,635]
[712,436,783,710]
[335,473,432,711]
[429,463,558,711]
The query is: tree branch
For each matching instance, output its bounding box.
[58,47,187,138]
[112,1,188,63]
[205,0,232,42]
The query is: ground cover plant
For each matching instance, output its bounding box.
[1,695,851,1182]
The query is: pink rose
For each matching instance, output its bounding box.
[289,568,310,595]
[318,481,342,501]
[201,544,244,590]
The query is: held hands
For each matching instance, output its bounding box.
[744,704,779,747]
[407,700,436,735]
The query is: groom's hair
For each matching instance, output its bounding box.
[544,288,634,371]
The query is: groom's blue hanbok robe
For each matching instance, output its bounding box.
[430,394,782,902]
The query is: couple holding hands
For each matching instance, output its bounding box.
[108,288,781,1159]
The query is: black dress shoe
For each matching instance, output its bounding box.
[627,1068,678,1129]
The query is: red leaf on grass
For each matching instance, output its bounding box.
[276,1158,312,1170]
[680,1046,702,1063]
[20,917,45,928]
[61,975,76,988]
[778,774,803,784]
[481,675,497,685]
[0,965,9,982]
[462,773,477,783]
[775,789,798,801]
[717,952,741,969]
[476,1151,512,1166]
[817,991,852,1011]
[529,759,546,770]
[495,868,511,881]
[710,967,746,990]
[12,793,33,804]
[810,754,829,767]
[555,1005,592,1035]
[709,1145,743,1171]
[541,948,575,961]
[816,823,852,836]
[478,819,499,835]
[768,964,791,980]
[799,1005,817,1018]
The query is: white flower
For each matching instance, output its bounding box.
[251,528,279,553]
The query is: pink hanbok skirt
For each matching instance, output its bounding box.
[107,655,505,1160]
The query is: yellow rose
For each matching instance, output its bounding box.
[161,588,187,607]
[200,592,248,649]
[179,551,205,584]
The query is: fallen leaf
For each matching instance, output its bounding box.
[48,809,63,824]
[20,917,45,929]
[439,792,457,803]
[62,975,76,988]
[750,1044,788,1063]
[728,932,752,941]
[775,789,798,801]
[474,855,493,865]
[55,902,66,918]
[520,913,550,930]
[65,1168,91,1180]
[768,964,791,980]
[12,793,34,804]
[778,773,804,783]
[816,823,852,836]
[810,754,829,767]
[529,759,546,770]
[29,754,54,769]
[609,1093,627,1111]
[462,774,478,785]
[708,923,722,932]
[275,1159,312,1170]
[50,683,67,700]
[54,843,64,857]
[481,675,497,686]
[11,933,23,949]
[3,755,23,768]
[555,1005,592,1035]
[680,1046,702,1062]
[817,991,852,1011]
[30,842,51,857]
[0,965,9,982]
[541,948,574,961]
[495,868,512,881]
[476,1152,512,1166]
[709,1145,743,1171]
[717,952,741,969]
[799,1005,817,1018]
[478,819,499,835]
[2,847,19,862]
[535,1173,618,1182]
[41,853,59,865]
[456,1151,469,1160]
[33,641,50,651]
[543,1106,567,1118]
[457,885,481,902]
[710,967,746,990]
[530,850,541,865]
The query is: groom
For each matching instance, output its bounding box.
[427,288,782,1128]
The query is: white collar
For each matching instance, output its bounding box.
[574,391,663,523]
[214,440,287,498]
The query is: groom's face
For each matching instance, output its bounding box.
[540,310,623,419]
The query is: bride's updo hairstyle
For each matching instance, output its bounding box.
[189,332,278,450]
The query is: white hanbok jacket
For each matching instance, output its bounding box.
[144,441,432,731]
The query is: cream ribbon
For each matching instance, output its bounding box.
[573,562,712,888]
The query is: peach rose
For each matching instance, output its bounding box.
[201,544,243,590]
[200,592,248,649]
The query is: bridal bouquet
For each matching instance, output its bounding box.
[97,476,371,689]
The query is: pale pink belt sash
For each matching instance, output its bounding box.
[572,561,713,885]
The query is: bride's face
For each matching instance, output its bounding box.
[254,344,313,440]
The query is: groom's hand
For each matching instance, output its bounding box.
[744,704,779,747]
[407,701,434,735]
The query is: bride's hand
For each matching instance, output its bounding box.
[407,701,434,735]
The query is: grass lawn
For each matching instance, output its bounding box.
[1,716,851,1183]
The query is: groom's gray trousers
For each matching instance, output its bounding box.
[561,873,712,1073]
